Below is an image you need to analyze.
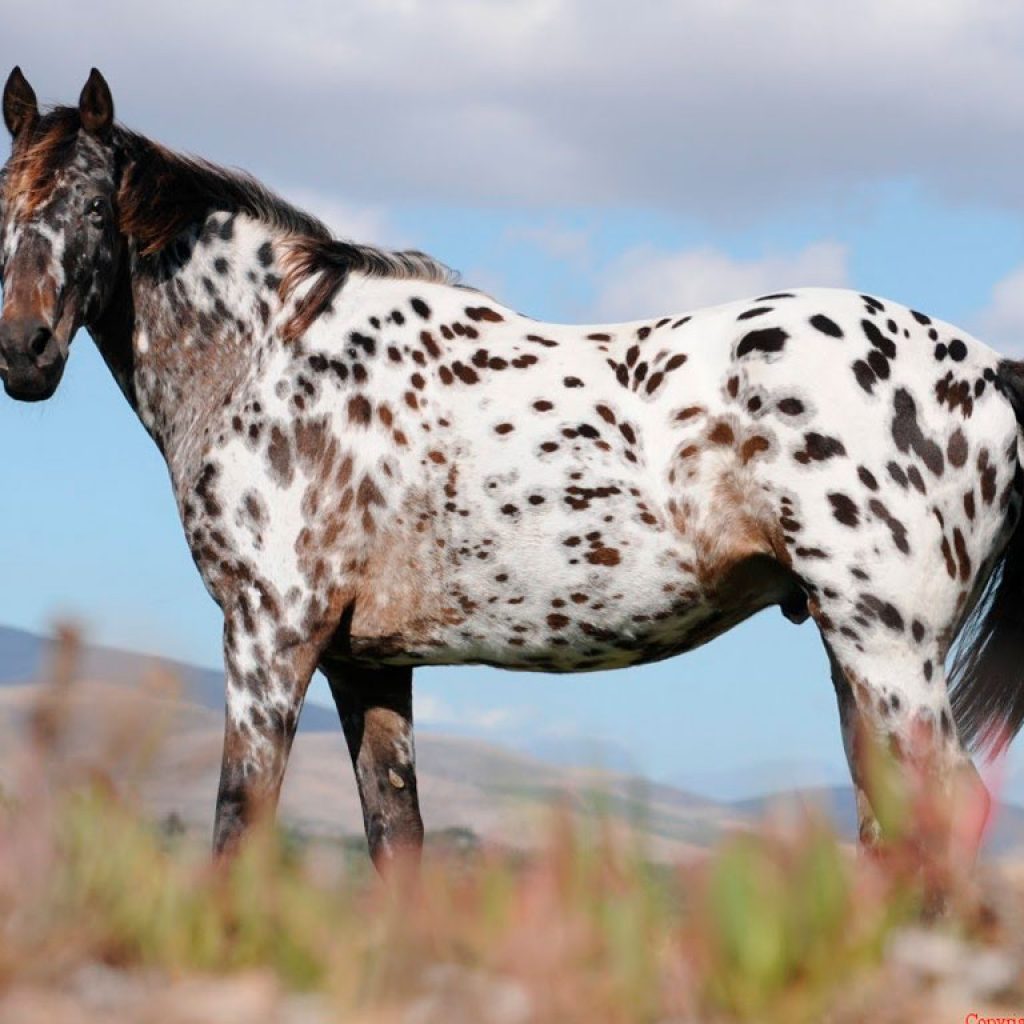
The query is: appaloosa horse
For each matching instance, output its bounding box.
[2,68,1022,868]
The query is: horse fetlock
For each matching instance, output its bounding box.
[365,800,424,868]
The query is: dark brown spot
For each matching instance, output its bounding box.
[586,547,621,566]
[852,360,876,394]
[736,327,788,359]
[741,436,771,463]
[348,395,372,426]
[862,318,896,359]
[828,492,859,527]
[947,428,968,468]
[795,432,846,464]
[892,389,944,477]
[868,499,909,554]
[465,306,504,322]
[268,427,292,485]
[709,422,735,445]
[810,314,843,338]
[953,527,971,582]
[857,466,879,491]
[676,406,703,421]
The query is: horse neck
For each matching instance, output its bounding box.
[91,212,285,473]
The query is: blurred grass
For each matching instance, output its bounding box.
[0,627,1020,1023]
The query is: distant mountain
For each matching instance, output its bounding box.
[3,624,1023,860]
[0,625,47,684]
[677,758,852,803]
[0,624,339,731]
[523,735,640,776]
[731,785,1024,857]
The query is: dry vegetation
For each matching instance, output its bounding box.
[0,628,1023,1023]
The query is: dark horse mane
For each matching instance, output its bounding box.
[4,106,460,341]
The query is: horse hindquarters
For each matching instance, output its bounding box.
[802,535,1005,864]
[950,359,1024,758]
[783,387,1024,863]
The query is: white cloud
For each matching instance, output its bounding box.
[974,264,1024,356]
[277,188,393,246]
[8,1,1024,219]
[505,224,593,267]
[593,241,849,320]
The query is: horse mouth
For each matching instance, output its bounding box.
[1,367,62,402]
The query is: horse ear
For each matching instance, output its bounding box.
[78,68,114,138]
[3,67,39,139]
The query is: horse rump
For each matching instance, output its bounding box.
[950,359,1024,755]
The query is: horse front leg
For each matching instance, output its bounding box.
[320,661,424,873]
[212,611,321,858]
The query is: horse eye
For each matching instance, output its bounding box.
[86,197,107,224]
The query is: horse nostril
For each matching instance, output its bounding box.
[29,326,52,359]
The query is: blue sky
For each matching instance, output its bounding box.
[5,1,1024,802]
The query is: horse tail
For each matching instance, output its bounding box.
[949,358,1024,755]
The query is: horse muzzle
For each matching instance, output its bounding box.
[0,317,67,402]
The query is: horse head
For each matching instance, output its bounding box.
[0,67,122,401]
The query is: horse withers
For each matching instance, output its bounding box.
[1,67,1021,873]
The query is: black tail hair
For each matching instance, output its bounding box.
[949,359,1024,755]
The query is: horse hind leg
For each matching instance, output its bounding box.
[817,626,990,870]
[688,467,989,863]
[320,660,424,874]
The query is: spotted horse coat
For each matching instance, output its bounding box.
[2,68,1023,868]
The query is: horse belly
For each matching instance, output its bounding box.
[348,500,752,672]
[341,327,764,670]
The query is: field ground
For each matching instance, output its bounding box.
[1,631,1024,1022]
